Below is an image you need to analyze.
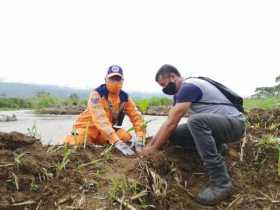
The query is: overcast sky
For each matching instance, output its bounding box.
[0,0,279,97]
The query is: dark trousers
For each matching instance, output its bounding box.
[170,113,245,170]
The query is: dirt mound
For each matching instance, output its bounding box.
[0,133,141,210]
[0,109,280,210]
[139,139,280,210]
[0,132,37,150]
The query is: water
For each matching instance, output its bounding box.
[0,110,186,145]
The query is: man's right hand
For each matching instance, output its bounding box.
[115,140,135,156]
[140,145,158,157]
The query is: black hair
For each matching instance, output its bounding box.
[155,64,181,82]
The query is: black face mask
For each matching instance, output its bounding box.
[162,81,177,95]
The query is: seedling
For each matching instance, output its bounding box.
[77,159,103,170]
[127,119,155,145]
[14,152,26,169]
[27,121,41,139]
[258,136,280,176]
[56,145,72,172]
[30,180,39,192]
[108,177,143,201]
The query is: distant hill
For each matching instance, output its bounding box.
[0,82,162,99]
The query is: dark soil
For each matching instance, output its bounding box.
[0,109,280,210]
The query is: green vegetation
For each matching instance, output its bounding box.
[2,77,280,112]
[109,177,142,199]
[31,91,61,109]
[0,97,32,109]
[244,97,280,110]
[14,152,26,169]
[257,136,280,176]
[27,121,41,139]
[30,180,39,192]
[253,75,280,98]
[244,75,280,110]
[0,93,171,113]
[135,97,172,112]
[56,145,72,172]
[0,92,87,110]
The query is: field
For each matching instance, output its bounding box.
[0,109,280,210]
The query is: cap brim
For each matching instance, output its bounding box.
[107,73,123,78]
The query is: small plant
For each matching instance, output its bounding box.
[30,180,39,192]
[258,136,280,176]
[255,158,266,170]
[108,177,152,209]
[11,172,19,191]
[14,152,26,169]
[258,136,280,146]
[127,118,154,146]
[101,144,114,160]
[27,121,41,139]
[77,159,102,170]
[108,177,143,200]
[56,145,72,172]
[6,173,19,191]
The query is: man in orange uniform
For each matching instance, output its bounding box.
[64,65,145,156]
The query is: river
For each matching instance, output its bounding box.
[0,110,187,145]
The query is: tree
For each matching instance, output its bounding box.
[254,87,275,98]
[32,91,59,109]
[67,93,80,105]
[276,75,280,83]
[254,75,280,97]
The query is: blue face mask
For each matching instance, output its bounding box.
[162,81,177,95]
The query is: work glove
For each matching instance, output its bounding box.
[130,136,145,153]
[115,140,135,156]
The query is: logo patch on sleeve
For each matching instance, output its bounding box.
[91,94,100,104]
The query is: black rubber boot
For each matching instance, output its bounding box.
[196,162,232,206]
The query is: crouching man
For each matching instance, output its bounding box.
[141,64,245,205]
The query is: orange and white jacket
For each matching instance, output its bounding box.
[74,84,145,144]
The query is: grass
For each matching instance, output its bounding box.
[257,136,280,176]
[27,121,41,139]
[30,180,39,192]
[56,145,72,172]
[1,94,278,112]
[108,177,143,201]
[244,97,280,110]
[108,177,154,209]
[14,152,26,169]
[77,159,103,170]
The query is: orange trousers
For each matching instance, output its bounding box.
[64,127,132,145]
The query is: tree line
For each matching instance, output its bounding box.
[253,75,280,98]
